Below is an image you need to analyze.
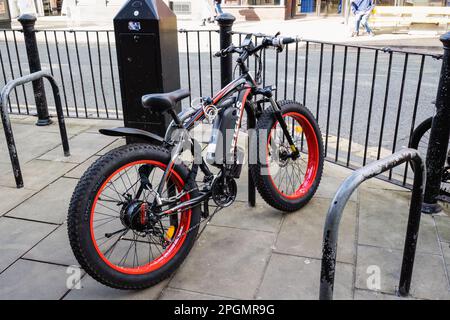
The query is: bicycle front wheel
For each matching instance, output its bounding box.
[250,101,324,212]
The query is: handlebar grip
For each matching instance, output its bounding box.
[282,37,296,45]
[214,51,222,57]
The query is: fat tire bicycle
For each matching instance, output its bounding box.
[67,34,324,289]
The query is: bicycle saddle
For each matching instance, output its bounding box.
[142,88,190,113]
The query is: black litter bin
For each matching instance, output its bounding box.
[114,0,181,140]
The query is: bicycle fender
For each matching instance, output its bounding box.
[99,127,165,144]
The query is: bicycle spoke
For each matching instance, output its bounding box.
[91,161,187,272]
[104,229,129,259]
[94,216,120,229]
[267,114,314,197]
[96,201,121,214]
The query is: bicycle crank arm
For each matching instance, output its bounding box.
[157,191,211,216]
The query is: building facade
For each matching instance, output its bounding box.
[6,0,121,19]
[7,0,61,18]
[6,0,449,21]
[167,0,450,20]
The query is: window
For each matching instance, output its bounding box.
[376,0,447,6]
[404,0,446,5]
[375,0,396,6]
[169,1,191,15]
[248,0,282,5]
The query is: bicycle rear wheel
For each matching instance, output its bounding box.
[68,143,201,289]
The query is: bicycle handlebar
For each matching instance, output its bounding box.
[271,36,296,46]
[214,35,297,59]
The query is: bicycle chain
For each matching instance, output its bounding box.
[164,204,223,246]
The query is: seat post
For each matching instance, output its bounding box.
[169,109,183,127]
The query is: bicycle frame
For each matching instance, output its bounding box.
[153,72,259,213]
[184,76,252,131]
[155,38,300,215]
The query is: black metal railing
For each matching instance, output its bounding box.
[0,29,120,119]
[227,32,442,188]
[0,26,443,187]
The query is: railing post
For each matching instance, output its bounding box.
[18,14,52,126]
[422,32,450,214]
[398,155,425,296]
[216,13,235,88]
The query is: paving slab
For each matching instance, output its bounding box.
[442,242,450,266]
[355,245,450,300]
[8,115,34,123]
[324,161,354,178]
[235,169,265,205]
[0,217,56,273]
[354,289,414,300]
[435,215,450,244]
[169,225,275,300]
[95,138,126,156]
[360,176,409,192]
[7,177,78,224]
[0,259,69,300]
[12,116,52,125]
[0,186,36,216]
[0,161,11,175]
[0,159,77,190]
[64,275,168,300]
[0,124,67,164]
[38,120,90,136]
[358,188,440,254]
[256,253,353,300]
[23,224,78,267]
[64,156,100,179]
[82,119,123,134]
[211,201,283,233]
[274,197,357,264]
[38,132,117,164]
[160,288,234,300]
[316,162,358,201]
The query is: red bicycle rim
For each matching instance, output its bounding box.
[90,160,191,275]
[266,112,320,200]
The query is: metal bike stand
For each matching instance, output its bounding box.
[0,71,70,188]
[217,13,256,207]
[247,109,256,207]
[319,148,425,300]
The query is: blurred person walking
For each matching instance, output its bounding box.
[214,0,224,15]
[201,0,215,26]
[351,0,375,37]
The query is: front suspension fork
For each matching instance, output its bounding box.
[268,97,300,158]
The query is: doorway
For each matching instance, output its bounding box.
[319,0,342,15]
[291,0,316,14]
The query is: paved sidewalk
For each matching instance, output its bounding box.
[0,115,449,300]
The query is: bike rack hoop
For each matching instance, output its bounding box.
[319,148,425,300]
[0,71,70,188]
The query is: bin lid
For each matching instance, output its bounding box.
[114,0,175,22]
